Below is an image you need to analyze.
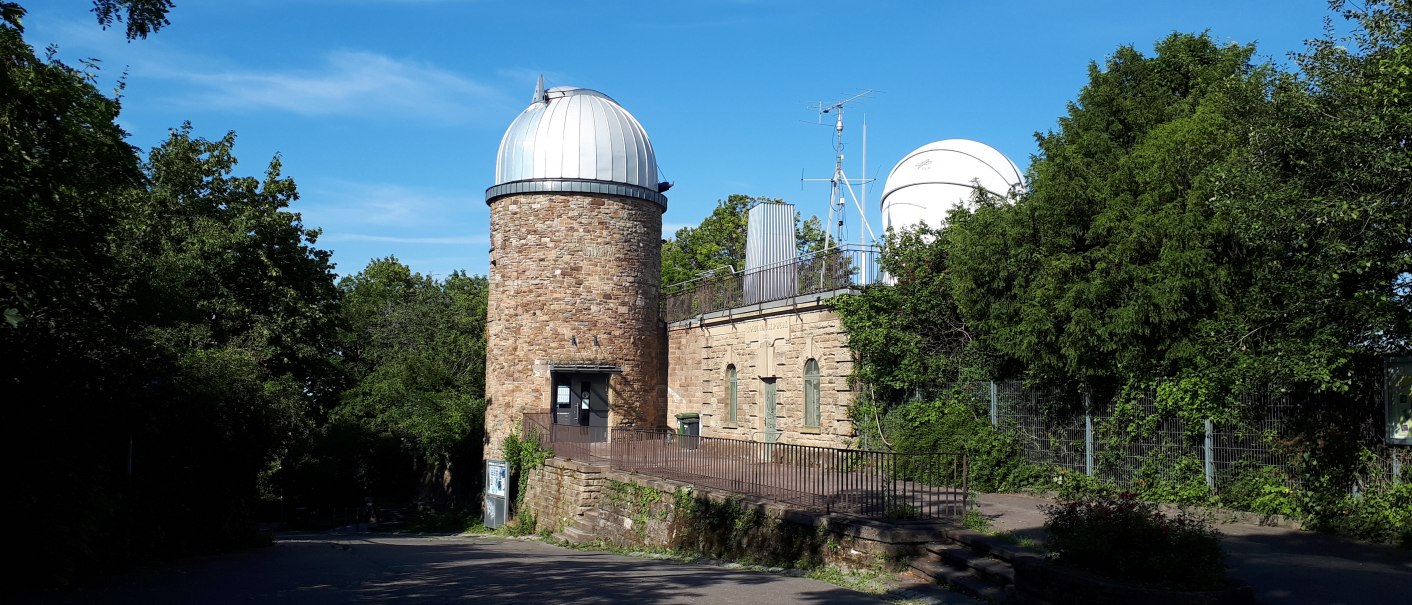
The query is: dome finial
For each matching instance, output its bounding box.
[532,74,546,104]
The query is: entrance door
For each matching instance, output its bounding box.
[761,377,779,443]
[551,373,610,440]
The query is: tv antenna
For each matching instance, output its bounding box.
[802,90,879,252]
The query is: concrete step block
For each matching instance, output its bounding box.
[930,543,1015,585]
[910,557,1010,604]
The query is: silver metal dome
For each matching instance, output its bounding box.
[486,83,666,208]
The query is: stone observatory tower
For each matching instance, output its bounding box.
[483,80,668,459]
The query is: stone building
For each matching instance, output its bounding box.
[662,201,865,448]
[483,81,1024,457]
[664,291,859,448]
[483,82,669,459]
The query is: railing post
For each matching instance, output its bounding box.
[989,381,998,427]
[962,453,969,518]
[1204,418,1216,490]
[1084,391,1094,478]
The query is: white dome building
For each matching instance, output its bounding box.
[879,139,1024,232]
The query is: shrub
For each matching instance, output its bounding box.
[501,428,550,513]
[885,395,1047,492]
[1043,492,1228,591]
[1051,468,1117,502]
[1132,453,1212,505]
[1219,461,1296,517]
[1310,483,1412,547]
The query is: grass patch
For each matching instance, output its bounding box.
[962,509,992,532]
[533,531,900,596]
[989,531,1045,552]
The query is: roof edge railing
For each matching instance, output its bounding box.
[660,244,880,323]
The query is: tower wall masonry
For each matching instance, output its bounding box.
[484,192,666,460]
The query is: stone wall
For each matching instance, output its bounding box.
[521,460,936,570]
[521,457,605,531]
[666,292,856,448]
[485,192,667,459]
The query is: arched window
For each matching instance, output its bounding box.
[804,358,820,428]
[726,364,738,423]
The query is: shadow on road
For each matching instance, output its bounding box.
[25,532,886,604]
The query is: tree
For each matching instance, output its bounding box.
[946,33,1262,394]
[661,194,828,287]
[2,5,153,587]
[90,0,174,39]
[297,258,489,510]
[112,125,342,560]
[1200,0,1412,392]
[2,1,360,589]
[835,224,991,405]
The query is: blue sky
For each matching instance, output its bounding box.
[25,0,1341,280]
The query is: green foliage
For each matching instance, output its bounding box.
[501,511,538,537]
[1218,462,1296,517]
[672,487,698,515]
[839,10,1412,554]
[1201,0,1412,393]
[881,393,1047,493]
[0,0,491,590]
[90,0,174,39]
[962,509,992,532]
[660,194,827,287]
[668,493,829,569]
[310,258,489,509]
[1051,469,1118,502]
[2,24,344,584]
[606,480,671,537]
[501,428,550,515]
[1292,445,1412,545]
[834,226,994,404]
[2,12,152,587]
[660,194,752,286]
[1131,453,1212,506]
[1044,492,1228,591]
[1314,483,1412,547]
[948,33,1260,391]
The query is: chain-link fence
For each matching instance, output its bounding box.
[934,381,1407,498]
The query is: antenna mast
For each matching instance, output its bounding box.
[803,91,878,252]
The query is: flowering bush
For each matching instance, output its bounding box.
[1042,492,1228,591]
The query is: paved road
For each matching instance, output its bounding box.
[1218,523,1412,605]
[976,492,1412,605]
[24,533,905,605]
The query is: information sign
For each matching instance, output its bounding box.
[1388,357,1412,446]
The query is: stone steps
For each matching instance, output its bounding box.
[909,555,1011,604]
[553,509,601,544]
[907,527,1046,604]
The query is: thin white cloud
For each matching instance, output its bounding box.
[301,180,483,229]
[326,233,488,245]
[178,51,510,122]
[33,16,513,124]
[663,222,694,236]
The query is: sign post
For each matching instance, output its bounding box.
[484,459,509,529]
[1388,357,1412,447]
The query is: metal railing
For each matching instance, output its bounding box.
[522,413,611,463]
[661,245,881,323]
[522,413,967,521]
